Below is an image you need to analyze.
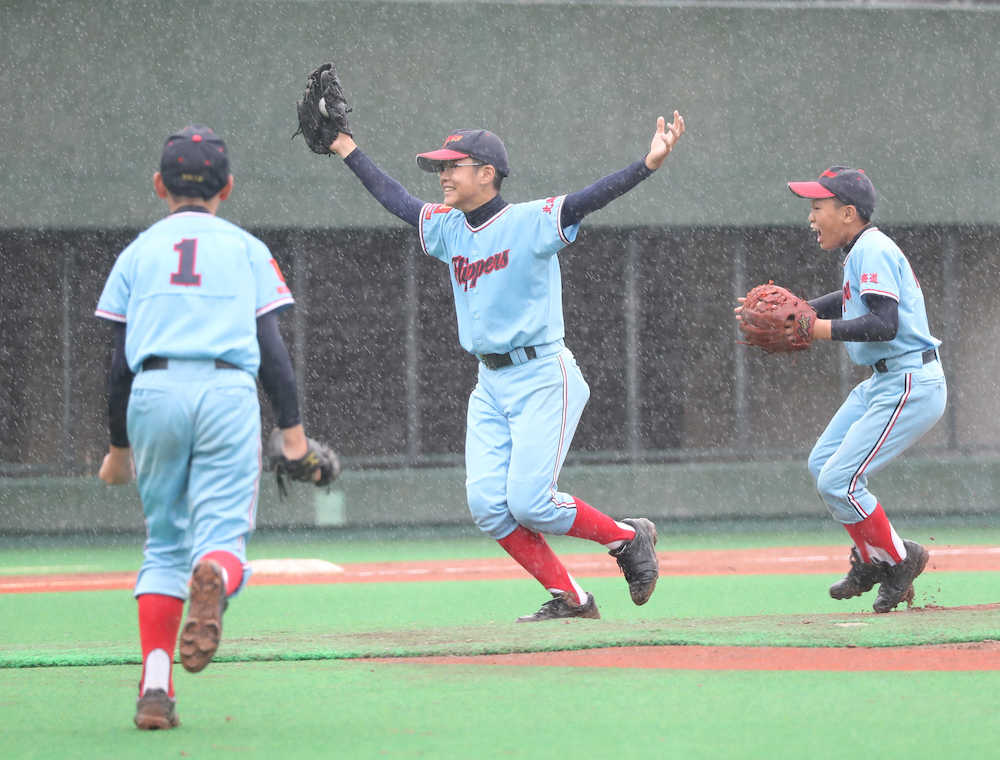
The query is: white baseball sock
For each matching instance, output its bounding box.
[141,648,171,695]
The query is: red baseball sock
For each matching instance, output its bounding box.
[564,498,636,546]
[498,525,585,605]
[137,593,184,697]
[200,550,244,596]
[843,504,905,565]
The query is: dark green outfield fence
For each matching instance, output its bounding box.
[2,1,999,530]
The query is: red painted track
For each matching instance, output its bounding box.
[3,544,999,594]
[380,640,1000,671]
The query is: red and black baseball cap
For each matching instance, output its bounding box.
[788,166,876,220]
[416,129,510,177]
[160,125,230,199]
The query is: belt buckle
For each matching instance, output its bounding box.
[873,359,888,373]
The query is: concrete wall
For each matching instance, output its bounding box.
[2,456,997,534]
[2,1,998,229]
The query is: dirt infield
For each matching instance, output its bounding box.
[382,640,1000,671]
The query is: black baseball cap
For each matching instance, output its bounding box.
[160,125,230,199]
[416,129,510,177]
[787,165,876,220]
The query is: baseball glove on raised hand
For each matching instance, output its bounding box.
[265,427,342,497]
[738,281,817,353]
[294,62,352,155]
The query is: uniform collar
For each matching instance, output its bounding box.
[464,194,506,228]
[843,223,876,254]
[171,204,213,215]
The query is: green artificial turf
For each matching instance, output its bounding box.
[3,571,998,667]
[2,660,999,760]
[2,520,999,759]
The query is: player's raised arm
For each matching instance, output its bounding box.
[562,112,686,229]
[294,62,425,228]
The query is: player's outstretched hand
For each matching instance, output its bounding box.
[645,111,685,171]
[99,445,134,485]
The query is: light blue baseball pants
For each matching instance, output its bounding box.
[808,359,946,524]
[127,359,261,599]
[465,348,590,540]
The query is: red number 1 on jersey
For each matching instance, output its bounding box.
[170,238,202,286]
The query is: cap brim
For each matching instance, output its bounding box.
[788,181,836,199]
[416,148,470,173]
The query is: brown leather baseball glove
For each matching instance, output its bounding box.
[738,281,817,353]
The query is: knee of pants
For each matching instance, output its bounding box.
[807,448,827,485]
[466,484,517,539]
[815,463,852,513]
[506,480,574,534]
[504,479,544,527]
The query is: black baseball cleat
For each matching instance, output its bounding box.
[179,560,228,673]
[134,688,179,730]
[872,540,929,613]
[829,546,887,600]
[516,591,601,623]
[610,517,659,605]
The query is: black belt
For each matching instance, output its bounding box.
[478,346,537,370]
[873,349,937,374]
[142,356,240,371]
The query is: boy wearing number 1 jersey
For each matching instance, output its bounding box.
[96,125,317,729]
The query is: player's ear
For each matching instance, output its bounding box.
[843,204,859,223]
[153,172,169,199]
[218,175,234,201]
[480,164,496,187]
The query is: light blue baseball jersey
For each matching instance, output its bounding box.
[418,196,580,355]
[95,211,294,372]
[840,227,939,367]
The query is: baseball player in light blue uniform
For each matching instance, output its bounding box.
[97,125,313,729]
[314,108,685,622]
[420,197,588,539]
[787,166,946,613]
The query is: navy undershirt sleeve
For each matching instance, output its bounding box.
[343,148,424,228]
[561,159,654,228]
[257,310,302,429]
[830,294,899,342]
[808,291,842,320]
[107,321,134,447]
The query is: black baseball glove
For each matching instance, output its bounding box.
[264,427,342,498]
[294,62,352,155]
